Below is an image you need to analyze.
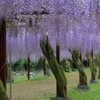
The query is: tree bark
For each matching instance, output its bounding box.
[91,50,96,82]
[87,53,97,82]
[72,50,88,85]
[42,58,46,76]
[56,45,61,97]
[0,79,9,100]
[40,38,67,97]
[95,54,100,78]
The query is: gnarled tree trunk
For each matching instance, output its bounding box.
[87,54,97,82]
[40,38,67,97]
[41,58,47,76]
[95,54,100,79]
[72,50,88,86]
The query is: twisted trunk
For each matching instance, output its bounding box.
[40,38,67,97]
[87,53,97,82]
[72,50,88,85]
[41,58,46,76]
[95,54,100,78]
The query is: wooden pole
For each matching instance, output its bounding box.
[56,45,60,97]
[91,50,95,81]
[79,53,82,85]
[0,19,6,90]
[27,54,30,80]
[42,58,46,76]
[91,50,93,59]
[79,53,82,63]
[9,51,12,100]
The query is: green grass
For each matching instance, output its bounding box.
[11,68,100,100]
[42,81,100,100]
[30,76,49,81]
[67,82,100,100]
[41,76,100,100]
[68,79,100,100]
[13,75,49,83]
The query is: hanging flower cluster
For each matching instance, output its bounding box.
[4,0,100,60]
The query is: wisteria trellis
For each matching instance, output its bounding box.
[0,0,99,60]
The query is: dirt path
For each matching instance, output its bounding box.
[6,70,94,100]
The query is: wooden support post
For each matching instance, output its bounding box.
[0,19,6,90]
[79,53,82,63]
[56,45,60,97]
[27,54,30,80]
[91,50,93,59]
[91,50,95,81]
[42,58,46,76]
[79,53,82,85]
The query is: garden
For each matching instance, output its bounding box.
[1,0,100,100]
[6,68,100,100]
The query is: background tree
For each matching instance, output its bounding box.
[71,50,89,89]
[95,54,100,79]
[86,53,97,83]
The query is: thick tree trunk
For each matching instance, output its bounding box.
[91,50,96,82]
[72,50,88,85]
[95,54,100,79]
[98,69,100,79]
[87,53,97,83]
[40,38,67,97]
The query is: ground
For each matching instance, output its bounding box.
[6,69,96,100]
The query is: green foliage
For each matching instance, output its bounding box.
[10,58,43,71]
[33,59,43,70]
[60,59,71,71]
[12,58,25,71]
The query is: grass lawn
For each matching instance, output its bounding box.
[7,68,100,100]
